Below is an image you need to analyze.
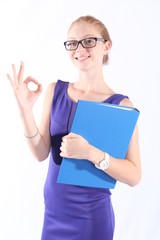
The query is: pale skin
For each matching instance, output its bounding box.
[7,22,141,187]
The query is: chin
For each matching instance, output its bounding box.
[73,60,91,71]
[76,65,89,72]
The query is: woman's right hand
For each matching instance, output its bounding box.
[7,61,43,113]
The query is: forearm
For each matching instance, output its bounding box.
[104,156,141,187]
[88,145,141,187]
[20,110,50,161]
[60,132,141,187]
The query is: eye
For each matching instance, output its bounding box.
[84,38,94,45]
[67,41,77,47]
[87,39,93,44]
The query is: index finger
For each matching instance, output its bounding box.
[17,61,24,83]
[24,76,43,93]
[12,64,18,85]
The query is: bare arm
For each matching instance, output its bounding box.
[20,83,55,161]
[7,62,55,161]
[60,98,141,187]
[89,122,141,186]
[104,98,141,186]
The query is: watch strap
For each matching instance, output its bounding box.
[95,152,109,170]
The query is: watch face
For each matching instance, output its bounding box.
[100,160,108,169]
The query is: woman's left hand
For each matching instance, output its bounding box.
[60,133,90,159]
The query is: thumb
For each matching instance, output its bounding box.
[68,132,80,138]
[63,132,78,140]
[24,76,43,93]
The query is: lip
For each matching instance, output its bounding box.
[75,56,90,62]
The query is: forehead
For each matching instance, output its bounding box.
[67,22,100,40]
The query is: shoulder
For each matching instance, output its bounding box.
[45,82,56,98]
[119,97,134,108]
[43,82,57,107]
[44,80,68,103]
[46,82,56,94]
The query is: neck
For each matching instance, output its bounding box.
[75,69,107,93]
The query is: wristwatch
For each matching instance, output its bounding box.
[95,152,110,170]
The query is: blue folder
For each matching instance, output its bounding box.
[57,100,140,189]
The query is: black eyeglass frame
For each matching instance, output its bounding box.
[64,37,106,51]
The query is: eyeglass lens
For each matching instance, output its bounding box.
[65,38,97,51]
[64,37,106,51]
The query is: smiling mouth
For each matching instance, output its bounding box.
[75,56,90,62]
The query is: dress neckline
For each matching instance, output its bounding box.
[65,82,117,104]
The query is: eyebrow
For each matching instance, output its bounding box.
[67,34,96,40]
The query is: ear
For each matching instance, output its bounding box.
[104,41,111,54]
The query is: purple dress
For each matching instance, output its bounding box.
[41,80,128,240]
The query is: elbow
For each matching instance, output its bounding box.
[34,152,50,162]
[36,156,48,162]
[128,171,142,187]
[34,144,50,162]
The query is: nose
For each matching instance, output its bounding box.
[76,42,84,51]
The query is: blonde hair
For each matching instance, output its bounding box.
[69,15,112,64]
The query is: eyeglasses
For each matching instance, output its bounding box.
[64,37,106,51]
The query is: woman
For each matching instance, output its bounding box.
[7,15,141,240]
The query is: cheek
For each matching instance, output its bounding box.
[69,53,78,66]
[69,52,75,59]
[68,53,76,65]
[94,48,104,62]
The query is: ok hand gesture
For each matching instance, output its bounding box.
[7,62,43,113]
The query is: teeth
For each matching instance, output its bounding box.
[77,56,89,60]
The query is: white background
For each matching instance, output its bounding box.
[0,0,160,239]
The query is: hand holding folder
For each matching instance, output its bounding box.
[57,100,140,189]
